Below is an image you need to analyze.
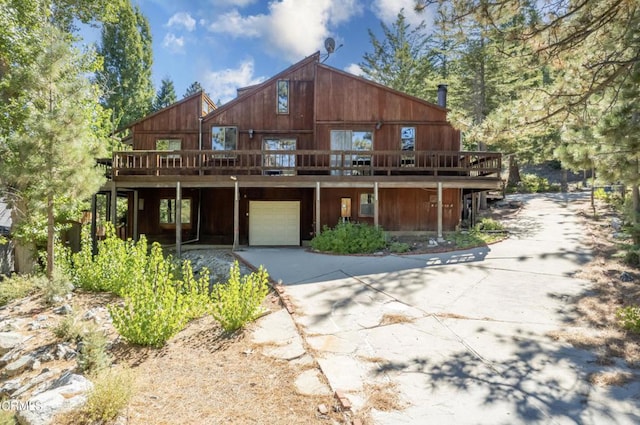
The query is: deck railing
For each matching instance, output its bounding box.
[108,149,501,179]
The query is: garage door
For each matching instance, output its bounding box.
[249,201,300,246]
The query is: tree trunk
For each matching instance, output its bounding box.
[46,193,54,280]
[632,184,640,245]
[508,155,521,186]
[561,168,568,193]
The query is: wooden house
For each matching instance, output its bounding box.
[97,53,501,252]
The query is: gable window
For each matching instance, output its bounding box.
[330,130,373,175]
[400,127,415,167]
[159,198,191,228]
[263,138,296,175]
[277,80,289,114]
[156,139,181,160]
[359,193,374,217]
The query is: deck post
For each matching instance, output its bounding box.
[133,190,139,241]
[91,194,98,257]
[176,181,182,257]
[110,181,117,227]
[315,182,321,237]
[374,182,379,228]
[437,182,444,242]
[233,180,239,250]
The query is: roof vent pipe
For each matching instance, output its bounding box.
[437,84,448,108]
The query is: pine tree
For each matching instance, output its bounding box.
[153,77,177,111]
[359,10,433,98]
[0,23,108,278]
[97,0,154,130]
[183,81,205,98]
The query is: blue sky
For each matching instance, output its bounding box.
[84,0,433,105]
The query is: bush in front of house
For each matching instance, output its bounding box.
[508,174,560,193]
[108,242,210,347]
[311,221,387,254]
[617,305,640,333]
[210,261,269,333]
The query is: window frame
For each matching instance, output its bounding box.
[276,79,289,114]
[330,129,374,175]
[262,137,296,176]
[359,193,375,217]
[159,197,192,229]
[156,138,182,160]
[400,126,416,167]
[211,126,238,159]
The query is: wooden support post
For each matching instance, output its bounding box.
[315,182,321,237]
[176,181,182,258]
[110,181,117,228]
[374,182,379,228]
[233,180,239,250]
[90,194,98,257]
[133,190,139,241]
[437,182,444,242]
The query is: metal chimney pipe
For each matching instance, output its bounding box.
[437,84,448,108]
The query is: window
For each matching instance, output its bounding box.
[156,139,181,160]
[277,80,289,114]
[330,130,373,175]
[159,198,191,227]
[211,126,237,150]
[400,127,415,167]
[263,138,296,175]
[359,193,374,217]
[211,126,237,158]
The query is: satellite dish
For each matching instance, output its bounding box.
[325,38,336,54]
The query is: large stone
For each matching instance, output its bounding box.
[0,331,26,355]
[16,372,93,425]
[3,355,35,377]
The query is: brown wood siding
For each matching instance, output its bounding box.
[320,188,460,231]
[131,95,203,150]
[203,62,316,148]
[315,67,447,123]
[136,188,199,242]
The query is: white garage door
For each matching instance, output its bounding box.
[249,201,300,246]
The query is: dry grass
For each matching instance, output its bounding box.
[354,381,407,423]
[117,315,347,425]
[379,313,415,326]
[554,199,640,367]
[589,371,634,386]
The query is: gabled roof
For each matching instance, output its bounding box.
[115,90,217,134]
[203,52,321,119]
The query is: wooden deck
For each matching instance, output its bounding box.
[107,149,501,184]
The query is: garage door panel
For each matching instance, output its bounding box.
[249,201,300,245]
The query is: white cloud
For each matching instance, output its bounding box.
[344,63,363,76]
[167,12,196,32]
[162,33,185,53]
[371,0,429,27]
[202,58,266,104]
[212,0,257,6]
[207,0,363,62]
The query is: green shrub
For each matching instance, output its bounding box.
[53,314,83,342]
[509,174,559,193]
[82,367,134,423]
[39,270,74,305]
[389,242,410,253]
[68,224,148,295]
[0,274,41,306]
[311,222,387,254]
[78,328,111,374]
[0,410,16,425]
[108,242,210,347]
[617,305,640,333]
[210,261,269,333]
[475,218,504,232]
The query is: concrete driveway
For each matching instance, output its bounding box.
[238,193,640,424]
